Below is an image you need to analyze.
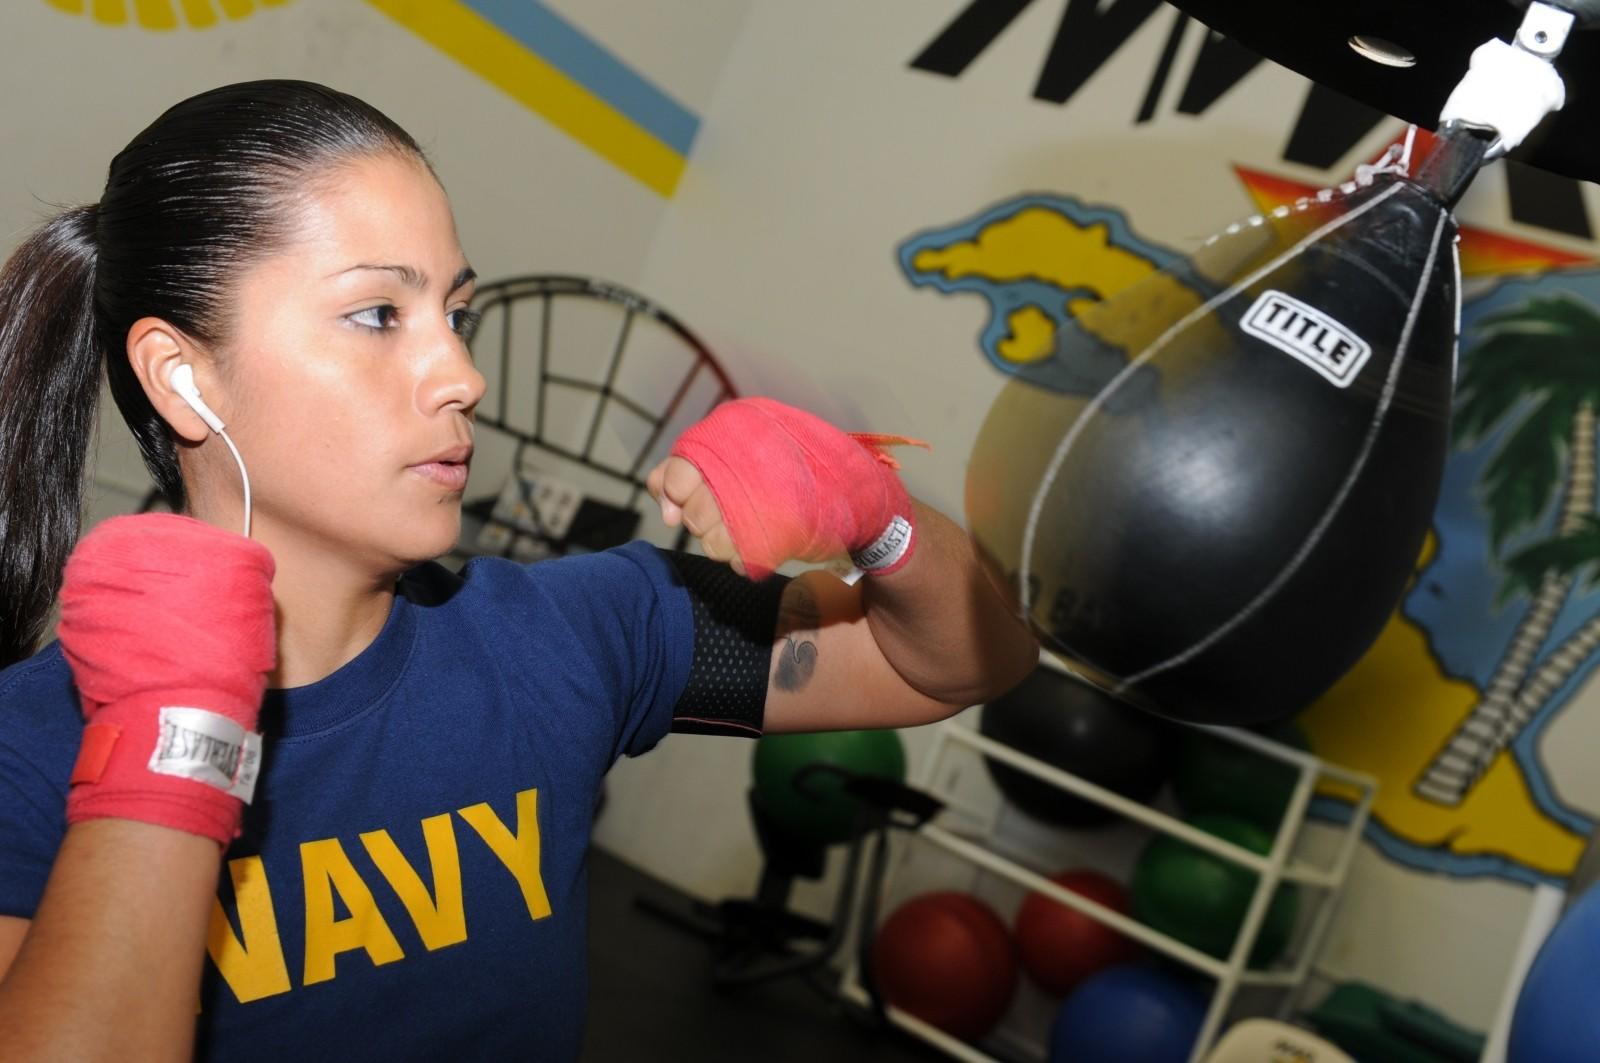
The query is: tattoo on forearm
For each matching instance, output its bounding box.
[774,584,821,692]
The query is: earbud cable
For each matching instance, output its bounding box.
[217,427,252,538]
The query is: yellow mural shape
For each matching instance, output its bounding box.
[997,305,1055,364]
[926,200,1584,879]
[912,207,1159,300]
[45,0,288,30]
[913,206,1205,366]
[1302,599,1584,878]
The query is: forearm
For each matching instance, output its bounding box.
[861,499,1039,707]
[0,820,219,1062]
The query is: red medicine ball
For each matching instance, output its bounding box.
[871,891,1018,1041]
[1014,869,1138,997]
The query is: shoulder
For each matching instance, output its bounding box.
[0,643,81,808]
[423,542,691,616]
[0,643,81,743]
[400,543,694,666]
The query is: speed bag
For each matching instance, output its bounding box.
[966,176,1459,725]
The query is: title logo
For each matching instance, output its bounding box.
[1241,290,1372,387]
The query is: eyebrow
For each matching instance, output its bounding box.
[335,263,478,293]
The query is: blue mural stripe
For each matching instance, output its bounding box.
[461,0,699,157]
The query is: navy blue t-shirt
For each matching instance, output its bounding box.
[0,542,694,1061]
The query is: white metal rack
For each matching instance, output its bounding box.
[837,668,1379,1063]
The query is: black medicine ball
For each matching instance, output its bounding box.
[980,664,1179,827]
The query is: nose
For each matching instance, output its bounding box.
[418,324,487,419]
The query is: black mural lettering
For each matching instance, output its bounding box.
[910,0,1038,78]
[1136,11,1189,123]
[909,0,1586,241]
[1034,0,1164,105]
[1175,29,1265,115]
[1282,81,1387,170]
[1505,160,1593,239]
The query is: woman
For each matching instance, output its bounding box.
[0,81,1035,1061]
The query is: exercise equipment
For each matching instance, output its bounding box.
[1131,813,1300,965]
[966,124,1489,726]
[670,397,924,581]
[967,0,1594,726]
[1307,981,1486,1063]
[751,729,906,846]
[837,722,1378,1062]
[1048,964,1207,1063]
[1173,721,1310,831]
[871,890,1018,1041]
[1508,882,1600,1061]
[637,763,942,991]
[58,515,275,846]
[980,664,1178,826]
[1013,868,1139,996]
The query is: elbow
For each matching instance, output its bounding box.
[915,624,1040,713]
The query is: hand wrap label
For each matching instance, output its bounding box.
[147,707,263,802]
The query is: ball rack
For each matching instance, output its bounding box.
[835,655,1379,1063]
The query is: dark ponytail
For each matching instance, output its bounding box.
[0,81,427,667]
[0,207,100,668]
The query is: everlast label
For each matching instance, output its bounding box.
[149,705,262,802]
[1240,290,1372,388]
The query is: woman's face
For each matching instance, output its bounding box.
[194,152,485,574]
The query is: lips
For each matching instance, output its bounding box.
[408,443,473,491]
[418,443,473,466]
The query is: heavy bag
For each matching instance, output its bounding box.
[966,173,1461,725]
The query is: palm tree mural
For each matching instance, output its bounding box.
[1414,293,1600,806]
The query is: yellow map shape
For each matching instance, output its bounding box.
[997,305,1055,364]
[1301,540,1584,879]
[920,203,1583,878]
[911,208,1204,365]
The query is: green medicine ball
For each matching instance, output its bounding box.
[751,729,907,846]
[1131,812,1299,967]
[1172,720,1310,832]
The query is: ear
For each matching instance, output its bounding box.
[125,317,216,444]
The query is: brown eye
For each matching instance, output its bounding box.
[349,305,400,331]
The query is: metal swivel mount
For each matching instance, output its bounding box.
[1439,1,1579,159]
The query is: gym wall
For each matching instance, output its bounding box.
[8,0,1600,1033]
[613,0,1600,1029]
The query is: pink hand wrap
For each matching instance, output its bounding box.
[670,397,927,581]
[58,514,277,846]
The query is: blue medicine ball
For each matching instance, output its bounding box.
[1049,964,1207,1063]
[1510,884,1600,1062]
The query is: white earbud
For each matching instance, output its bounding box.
[168,361,252,539]
[169,362,226,434]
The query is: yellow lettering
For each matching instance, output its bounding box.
[361,814,467,951]
[300,838,405,986]
[458,788,551,921]
[206,856,291,1004]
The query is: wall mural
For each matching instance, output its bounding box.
[44,0,288,30]
[40,0,697,197]
[899,151,1600,885]
[364,0,698,196]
